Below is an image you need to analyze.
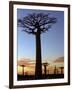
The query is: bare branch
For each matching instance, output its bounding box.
[22,29,36,35]
[40,17,57,27]
[40,25,51,33]
[18,19,35,30]
[17,13,57,34]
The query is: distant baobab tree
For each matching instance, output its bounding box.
[18,13,57,79]
[54,66,57,74]
[59,66,64,74]
[43,62,49,76]
[56,69,59,74]
[20,65,25,76]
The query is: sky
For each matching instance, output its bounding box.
[17,9,64,62]
[17,56,64,75]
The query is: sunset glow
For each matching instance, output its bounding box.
[17,57,64,75]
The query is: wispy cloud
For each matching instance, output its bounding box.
[17,56,64,75]
[53,57,64,63]
[17,58,35,66]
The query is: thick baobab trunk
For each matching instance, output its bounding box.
[35,31,42,79]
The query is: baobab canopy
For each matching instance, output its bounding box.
[18,13,57,35]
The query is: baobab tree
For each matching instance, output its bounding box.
[54,66,57,74]
[20,65,25,76]
[43,62,49,77]
[59,66,64,74]
[18,13,57,79]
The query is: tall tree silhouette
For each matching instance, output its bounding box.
[54,66,57,74]
[18,13,57,79]
[20,65,25,76]
[59,67,64,74]
[43,62,49,77]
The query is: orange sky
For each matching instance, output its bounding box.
[17,57,64,75]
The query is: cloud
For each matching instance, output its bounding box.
[17,58,35,66]
[50,56,64,68]
[17,57,64,75]
[17,58,35,75]
[53,56,64,63]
